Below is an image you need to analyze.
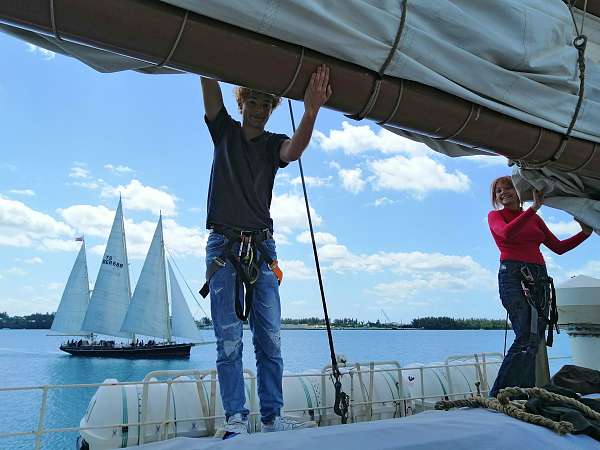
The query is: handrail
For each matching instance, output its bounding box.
[0,355,571,449]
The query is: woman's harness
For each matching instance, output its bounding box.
[518,265,559,347]
[199,225,282,321]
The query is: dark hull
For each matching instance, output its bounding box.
[60,343,193,359]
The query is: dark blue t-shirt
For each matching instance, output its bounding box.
[205,107,289,232]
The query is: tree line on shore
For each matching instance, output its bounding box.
[1,312,509,330]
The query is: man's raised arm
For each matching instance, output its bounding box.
[200,77,224,121]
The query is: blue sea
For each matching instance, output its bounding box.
[0,329,572,450]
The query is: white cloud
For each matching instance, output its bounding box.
[101,179,178,216]
[271,192,321,236]
[69,166,91,179]
[372,197,396,207]
[5,267,28,276]
[23,257,43,264]
[40,238,81,252]
[48,282,64,291]
[338,168,366,194]
[90,217,208,260]
[568,260,600,279]
[104,164,134,174]
[9,189,35,196]
[289,176,332,187]
[27,44,56,60]
[316,241,494,303]
[368,156,470,198]
[58,204,114,237]
[0,196,73,249]
[546,219,580,237]
[313,122,432,157]
[72,181,100,190]
[296,231,338,246]
[279,259,316,281]
[461,155,509,167]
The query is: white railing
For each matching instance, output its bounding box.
[0,354,571,450]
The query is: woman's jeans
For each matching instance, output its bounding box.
[490,260,549,397]
[205,232,283,424]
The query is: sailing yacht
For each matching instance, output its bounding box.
[52,200,205,358]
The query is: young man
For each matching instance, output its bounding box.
[200,65,332,439]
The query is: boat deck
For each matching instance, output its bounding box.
[111,409,598,450]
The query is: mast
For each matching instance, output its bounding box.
[161,214,172,343]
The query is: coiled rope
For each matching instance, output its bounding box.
[435,386,600,435]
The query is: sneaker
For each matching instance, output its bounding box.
[215,413,249,440]
[261,416,317,433]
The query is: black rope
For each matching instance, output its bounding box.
[503,310,509,357]
[287,99,349,424]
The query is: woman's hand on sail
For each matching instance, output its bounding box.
[575,218,594,236]
[532,189,544,211]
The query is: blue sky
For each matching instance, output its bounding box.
[1,34,597,322]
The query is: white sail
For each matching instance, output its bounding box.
[168,260,202,342]
[81,199,132,338]
[50,240,90,336]
[120,216,171,340]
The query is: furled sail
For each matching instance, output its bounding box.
[121,216,171,340]
[50,240,90,336]
[81,199,132,338]
[168,260,202,342]
[1,0,600,177]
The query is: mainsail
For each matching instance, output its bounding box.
[50,240,90,336]
[81,199,132,338]
[120,216,171,340]
[168,260,202,342]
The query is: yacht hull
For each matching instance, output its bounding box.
[59,343,193,358]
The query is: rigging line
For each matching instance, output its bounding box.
[287,99,349,423]
[165,246,210,319]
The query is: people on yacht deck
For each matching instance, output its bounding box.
[487,175,593,397]
[200,65,332,439]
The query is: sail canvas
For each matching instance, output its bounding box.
[168,260,202,342]
[121,217,170,340]
[50,241,90,336]
[81,200,132,338]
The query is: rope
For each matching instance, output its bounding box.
[347,0,408,121]
[165,247,210,319]
[154,11,189,69]
[279,47,305,98]
[49,0,61,41]
[287,99,349,424]
[435,386,600,436]
[517,1,587,169]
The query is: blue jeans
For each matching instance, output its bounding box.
[490,260,549,397]
[205,232,283,424]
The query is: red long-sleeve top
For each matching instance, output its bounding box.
[488,207,589,264]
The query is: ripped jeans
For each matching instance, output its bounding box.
[206,232,283,424]
[489,260,549,397]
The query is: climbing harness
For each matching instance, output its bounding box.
[199,225,282,321]
[288,99,350,424]
[518,266,559,347]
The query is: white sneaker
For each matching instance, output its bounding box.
[261,416,317,432]
[215,413,249,440]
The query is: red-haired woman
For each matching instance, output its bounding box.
[488,176,592,397]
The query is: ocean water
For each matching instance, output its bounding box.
[0,329,572,450]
